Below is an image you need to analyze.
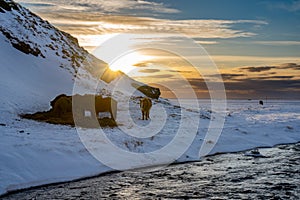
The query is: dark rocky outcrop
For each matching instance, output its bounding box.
[0,0,19,12]
[0,28,45,57]
[11,40,44,57]
[0,0,89,69]
[132,83,161,99]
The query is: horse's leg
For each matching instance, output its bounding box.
[111,103,117,120]
[109,109,114,120]
[147,110,150,120]
[142,111,145,120]
[108,107,112,119]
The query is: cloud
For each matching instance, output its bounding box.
[133,61,300,99]
[133,62,151,68]
[210,56,300,69]
[254,41,300,45]
[142,74,174,79]
[39,13,267,40]
[18,0,180,14]
[173,70,194,74]
[186,78,207,89]
[227,79,300,92]
[185,78,300,99]
[279,63,300,70]
[98,0,180,13]
[221,73,245,80]
[224,79,300,99]
[181,62,300,98]
[206,73,245,81]
[241,66,276,72]
[132,0,180,14]
[212,55,300,63]
[19,2,56,8]
[139,69,160,73]
[20,1,268,50]
[151,74,174,79]
[270,0,300,12]
[254,76,294,80]
[196,41,219,45]
[239,63,300,73]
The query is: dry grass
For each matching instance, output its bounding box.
[21,111,117,128]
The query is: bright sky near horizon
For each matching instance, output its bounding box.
[16,0,300,99]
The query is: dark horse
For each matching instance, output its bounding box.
[51,94,117,120]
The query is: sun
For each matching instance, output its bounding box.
[109,51,153,74]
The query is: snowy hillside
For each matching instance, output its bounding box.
[0,0,299,197]
[0,0,164,195]
[0,0,159,114]
[0,0,108,113]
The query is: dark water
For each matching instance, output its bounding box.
[2,143,300,200]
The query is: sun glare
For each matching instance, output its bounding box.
[109,52,153,74]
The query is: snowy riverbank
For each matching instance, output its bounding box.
[1,99,299,196]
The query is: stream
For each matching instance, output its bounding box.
[2,143,300,199]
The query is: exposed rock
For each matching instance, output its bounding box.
[0,0,89,68]
[0,0,19,12]
[0,27,44,57]
[12,40,43,57]
[132,83,161,99]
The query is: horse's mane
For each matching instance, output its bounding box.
[50,94,67,108]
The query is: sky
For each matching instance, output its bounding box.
[16,0,300,99]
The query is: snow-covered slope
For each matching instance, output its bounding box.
[0,0,299,197]
[0,0,159,114]
[0,0,162,195]
[0,0,110,113]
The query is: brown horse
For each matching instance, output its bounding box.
[51,94,117,120]
[50,94,72,116]
[140,97,152,120]
[95,95,117,120]
[73,94,117,120]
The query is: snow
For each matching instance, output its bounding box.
[0,33,74,113]
[208,100,300,153]
[1,98,300,196]
[0,34,299,193]
[0,0,299,196]
[0,37,299,192]
[0,1,110,114]
[0,112,109,194]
